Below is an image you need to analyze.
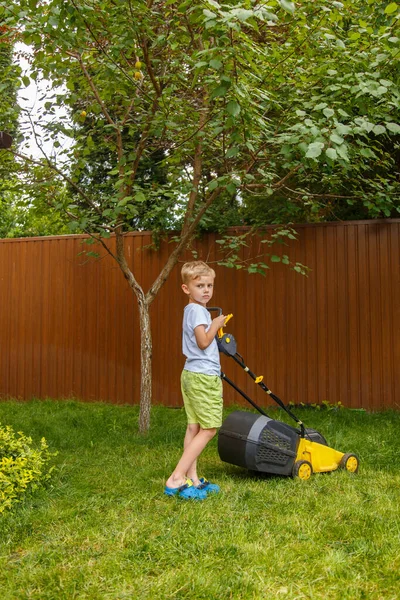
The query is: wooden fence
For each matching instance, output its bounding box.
[0,220,399,411]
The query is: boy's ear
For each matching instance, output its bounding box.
[181,283,190,295]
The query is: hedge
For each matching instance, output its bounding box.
[0,422,56,513]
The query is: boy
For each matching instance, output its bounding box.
[164,261,227,500]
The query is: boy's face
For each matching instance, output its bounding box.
[182,275,215,307]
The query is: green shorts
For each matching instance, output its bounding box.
[181,370,223,429]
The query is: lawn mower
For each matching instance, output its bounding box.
[209,308,359,480]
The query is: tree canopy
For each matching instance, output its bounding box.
[0,19,20,237]
[1,0,399,239]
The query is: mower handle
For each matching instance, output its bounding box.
[208,307,233,337]
[207,306,223,316]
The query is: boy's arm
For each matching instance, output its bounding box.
[194,314,226,350]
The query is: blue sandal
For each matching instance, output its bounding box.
[195,477,220,494]
[164,479,207,500]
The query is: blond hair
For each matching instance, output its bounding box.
[181,261,216,284]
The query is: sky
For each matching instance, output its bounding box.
[16,43,71,160]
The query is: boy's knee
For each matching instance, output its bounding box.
[202,427,217,440]
[187,423,200,433]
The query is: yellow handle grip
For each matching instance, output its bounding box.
[218,313,233,338]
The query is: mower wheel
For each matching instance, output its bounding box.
[292,460,313,480]
[340,453,359,473]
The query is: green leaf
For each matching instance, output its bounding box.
[305,142,324,159]
[336,144,349,161]
[210,84,230,99]
[208,179,219,191]
[270,255,281,263]
[386,122,400,134]
[135,191,146,202]
[326,148,337,160]
[229,8,254,22]
[226,100,241,117]
[209,59,223,70]
[330,133,344,145]
[323,108,335,118]
[360,148,377,158]
[279,0,295,13]
[225,147,239,158]
[336,124,351,135]
[373,125,386,135]
[384,2,398,14]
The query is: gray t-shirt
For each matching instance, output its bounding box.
[182,304,221,376]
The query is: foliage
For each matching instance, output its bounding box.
[1,0,399,236]
[1,0,398,238]
[1,400,400,599]
[0,421,56,513]
[239,0,400,224]
[215,227,310,275]
[0,19,21,236]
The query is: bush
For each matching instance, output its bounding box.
[0,422,56,513]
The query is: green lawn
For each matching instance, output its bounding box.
[0,400,399,600]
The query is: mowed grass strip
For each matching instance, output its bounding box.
[0,400,399,600]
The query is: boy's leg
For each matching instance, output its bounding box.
[184,423,201,485]
[165,427,217,489]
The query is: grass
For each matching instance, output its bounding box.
[0,400,400,600]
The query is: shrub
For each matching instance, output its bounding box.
[0,422,56,513]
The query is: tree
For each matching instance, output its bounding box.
[0,18,20,234]
[1,0,399,431]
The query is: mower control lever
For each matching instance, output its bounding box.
[207,307,233,338]
[218,313,233,338]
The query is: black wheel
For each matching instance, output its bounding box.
[292,460,313,480]
[340,453,359,473]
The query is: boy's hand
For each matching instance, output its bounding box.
[213,314,227,329]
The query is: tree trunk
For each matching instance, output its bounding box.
[137,297,152,433]
[115,228,153,433]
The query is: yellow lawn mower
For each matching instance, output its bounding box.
[210,309,359,480]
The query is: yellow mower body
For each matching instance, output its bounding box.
[293,439,359,480]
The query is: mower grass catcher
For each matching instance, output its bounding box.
[209,309,359,480]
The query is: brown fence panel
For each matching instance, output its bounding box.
[0,221,399,411]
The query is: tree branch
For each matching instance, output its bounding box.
[282,185,359,199]
[181,105,209,236]
[67,51,116,128]
[114,225,145,300]
[242,164,302,191]
[146,186,223,304]
[141,39,162,97]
